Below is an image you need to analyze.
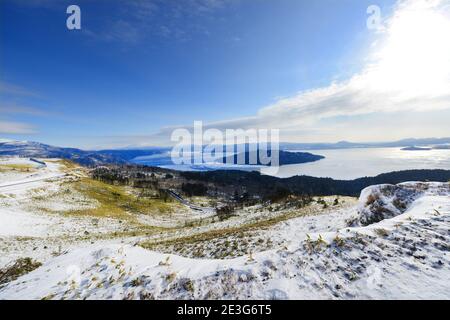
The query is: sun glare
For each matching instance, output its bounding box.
[369,1,450,99]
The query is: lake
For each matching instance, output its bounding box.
[261,147,450,180]
[133,147,450,180]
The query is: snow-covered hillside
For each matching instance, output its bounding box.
[0,140,126,166]
[0,157,449,299]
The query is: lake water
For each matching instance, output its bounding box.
[261,148,450,180]
[133,147,450,180]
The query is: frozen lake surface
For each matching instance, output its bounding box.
[261,147,450,180]
[133,147,450,180]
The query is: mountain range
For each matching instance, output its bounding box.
[280,137,450,150]
[0,140,167,166]
[1,137,449,167]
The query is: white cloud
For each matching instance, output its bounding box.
[66,0,450,148]
[249,0,450,129]
[143,0,450,145]
[0,121,36,134]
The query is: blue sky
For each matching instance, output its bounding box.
[1,0,449,149]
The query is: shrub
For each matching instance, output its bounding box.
[181,278,195,292]
[0,258,42,285]
[216,204,236,221]
[182,183,208,197]
[166,272,177,282]
[374,228,390,237]
[365,194,378,206]
[266,187,290,203]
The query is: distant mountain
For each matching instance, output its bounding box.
[280,137,450,150]
[0,140,168,166]
[1,137,448,167]
[223,150,324,166]
[0,140,118,165]
[432,145,450,150]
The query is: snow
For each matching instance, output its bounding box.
[357,181,449,225]
[0,158,126,267]
[0,158,70,239]
[1,176,449,299]
[0,158,60,237]
[0,157,65,190]
[0,208,54,237]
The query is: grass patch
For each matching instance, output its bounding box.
[0,164,36,173]
[0,258,42,285]
[374,228,390,237]
[63,177,183,219]
[165,272,177,283]
[141,208,308,249]
[59,159,79,170]
[181,278,195,292]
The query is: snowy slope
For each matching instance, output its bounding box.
[0,158,127,267]
[0,141,122,165]
[1,181,448,300]
[0,157,64,188]
[357,181,449,225]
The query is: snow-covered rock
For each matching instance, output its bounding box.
[357,182,450,225]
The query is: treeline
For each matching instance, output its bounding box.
[180,169,450,198]
[181,183,208,197]
[92,165,450,200]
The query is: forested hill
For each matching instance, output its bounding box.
[180,169,450,198]
[222,150,324,166]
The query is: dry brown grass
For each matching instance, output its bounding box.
[0,164,36,173]
[61,177,184,220]
[0,258,42,285]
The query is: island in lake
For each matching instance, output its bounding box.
[401,146,432,151]
[223,150,325,166]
